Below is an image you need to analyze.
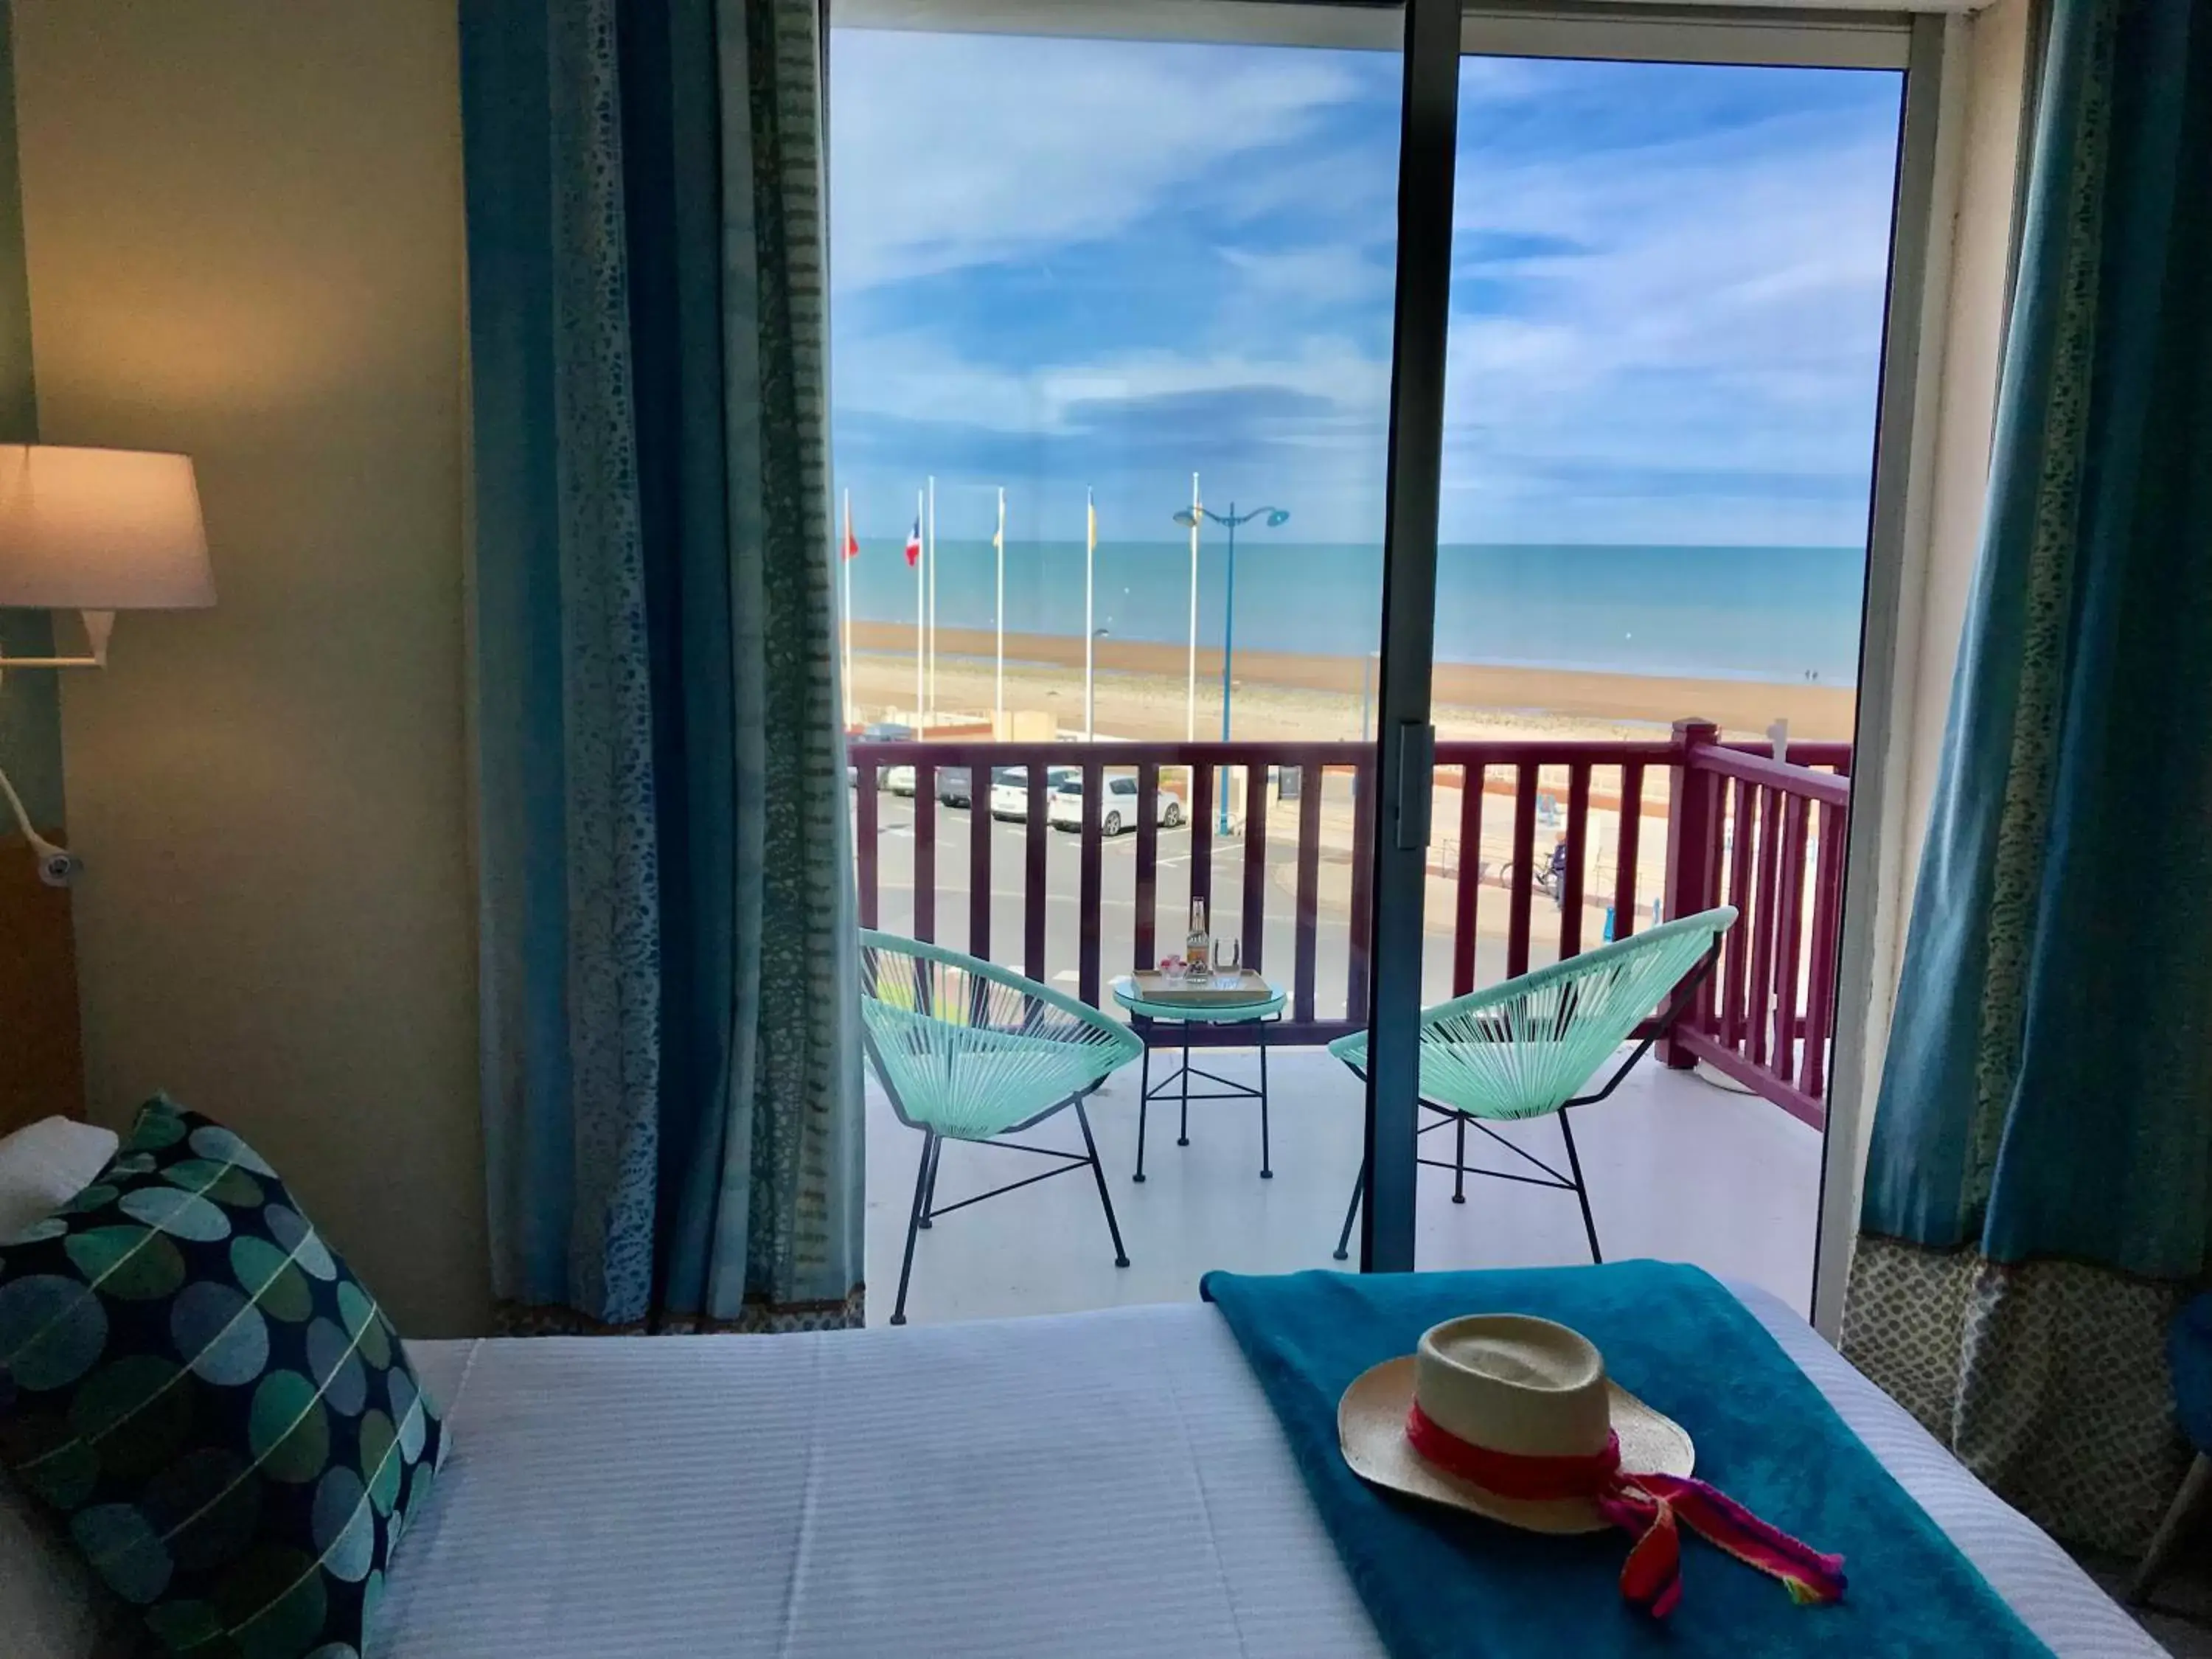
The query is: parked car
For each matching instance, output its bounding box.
[1047,773,1183,837]
[858,722,917,795]
[936,766,976,808]
[989,765,1076,821]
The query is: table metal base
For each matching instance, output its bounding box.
[1133,1029,1273,1183]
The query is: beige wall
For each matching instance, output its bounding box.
[12,0,487,1333]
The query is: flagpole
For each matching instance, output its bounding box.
[1186,471,1200,742]
[1085,487,1096,740]
[841,487,855,727]
[993,485,1006,727]
[925,474,937,716]
[914,487,925,722]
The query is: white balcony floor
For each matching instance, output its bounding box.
[864,1043,1821,1328]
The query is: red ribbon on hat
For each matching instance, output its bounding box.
[1405,1402,1846,1618]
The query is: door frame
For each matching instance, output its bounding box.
[830,0,1970,1321]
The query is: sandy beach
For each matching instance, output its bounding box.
[846,622,1855,745]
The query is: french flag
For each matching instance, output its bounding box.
[904,518,922,568]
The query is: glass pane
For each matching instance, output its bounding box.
[832,7,1402,1324]
[1416,53,1906,1309]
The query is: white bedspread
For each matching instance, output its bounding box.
[380,1284,2158,1658]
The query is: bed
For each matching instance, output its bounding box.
[375,1283,2162,1658]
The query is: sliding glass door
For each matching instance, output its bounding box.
[829,0,1938,1326]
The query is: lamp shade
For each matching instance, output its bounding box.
[0,444,214,610]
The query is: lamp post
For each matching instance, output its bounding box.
[1172,500,1290,833]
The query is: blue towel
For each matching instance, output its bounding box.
[1200,1261,2053,1658]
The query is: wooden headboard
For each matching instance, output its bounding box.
[0,837,85,1134]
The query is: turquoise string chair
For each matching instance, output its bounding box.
[859,931,1144,1325]
[1330,905,1737,1265]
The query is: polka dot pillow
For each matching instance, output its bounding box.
[0,1096,445,1658]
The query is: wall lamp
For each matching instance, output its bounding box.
[0,444,215,884]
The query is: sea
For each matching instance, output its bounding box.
[848,540,1865,687]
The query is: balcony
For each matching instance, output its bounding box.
[852,725,1850,1325]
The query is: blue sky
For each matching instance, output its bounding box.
[827,30,1903,551]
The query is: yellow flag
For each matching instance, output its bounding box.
[1087,491,1097,553]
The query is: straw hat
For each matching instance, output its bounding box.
[1339,1313,1694,1534]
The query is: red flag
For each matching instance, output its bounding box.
[903,517,922,568]
[842,506,860,560]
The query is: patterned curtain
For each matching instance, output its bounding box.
[1841,0,2212,1554]
[461,0,863,1334]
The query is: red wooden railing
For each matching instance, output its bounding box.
[851,723,1851,1124]
[853,741,1373,1048]
[1659,720,1851,1127]
[1429,738,1678,989]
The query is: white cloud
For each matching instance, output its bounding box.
[829,32,1905,546]
[829,31,1366,292]
[1435,102,1902,536]
[1215,242,1395,313]
[834,326,1388,439]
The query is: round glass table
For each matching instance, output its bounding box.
[1110,974,1288,1183]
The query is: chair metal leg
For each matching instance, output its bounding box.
[1258,1033,1273,1179]
[1558,1107,1601,1264]
[1453,1113,1467,1203]
[891,1130,936,1326]
[1335,1150,1367,1262]
[1134,1043,1151,1183]
[1178,1034,1192,1145]
[917,1135,944,1228]
[1075,1099,1130,1267]
[2133,1450,2212,1604]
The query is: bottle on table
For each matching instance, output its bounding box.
[1185,899,1211,978]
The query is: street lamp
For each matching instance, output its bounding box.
[1172,500,1290,832]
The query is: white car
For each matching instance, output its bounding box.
[883,765,917,796]
[989,766,1075,821]
[1047,774,1184,837]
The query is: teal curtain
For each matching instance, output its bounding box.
[1842,0,2211,1553]
[461,0,863,1332]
